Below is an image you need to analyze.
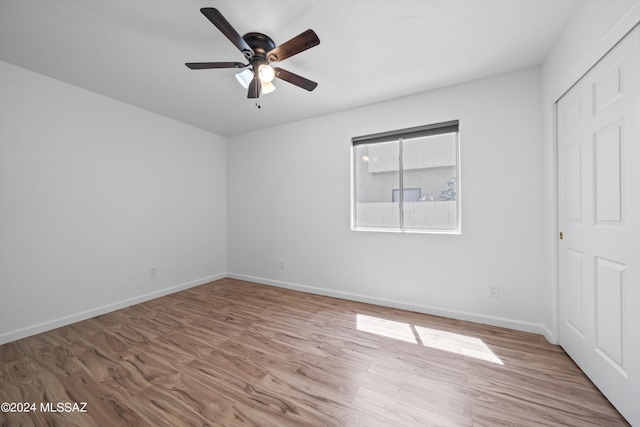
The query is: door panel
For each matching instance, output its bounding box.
[594,257,625,370]
[594,123,623,223]
[565,248,584,336]
[557,25,640,426]
[565,143,583,220]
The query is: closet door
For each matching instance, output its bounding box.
[557,25,640,425]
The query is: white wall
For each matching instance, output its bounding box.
[0,61,227,344]
[540,0,640,343]
[227,67,546,334]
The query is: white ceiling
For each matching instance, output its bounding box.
[0,0,582,137]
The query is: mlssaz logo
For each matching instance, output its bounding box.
[40,402,88,413]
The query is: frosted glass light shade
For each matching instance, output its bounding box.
[262,81,276,94]
[258,64,275,83]
[235,69,253,89]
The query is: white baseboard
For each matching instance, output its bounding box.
[227,273,550,337]
[542,325,558,345]
[0,273,225,345]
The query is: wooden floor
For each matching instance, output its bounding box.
[0,278,629,426]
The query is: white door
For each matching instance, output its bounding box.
[558,25,640,425]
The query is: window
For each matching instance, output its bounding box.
[352,121,460,233]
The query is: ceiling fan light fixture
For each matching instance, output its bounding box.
[258,64,275,83]
[235,69,253,89]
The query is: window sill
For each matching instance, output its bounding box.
[351,227,461,235]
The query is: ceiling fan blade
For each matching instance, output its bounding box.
[267,29,320,63]
[200,8,254,59]
[273,67,318,91]
[185,62,247,69]
[247,75,261,99]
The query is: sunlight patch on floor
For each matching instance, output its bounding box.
[356,314,503,365]
[356,314,418,344]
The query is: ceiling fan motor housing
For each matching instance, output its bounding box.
[243,32,276,60]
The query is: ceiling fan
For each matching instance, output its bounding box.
[186,8,320,99]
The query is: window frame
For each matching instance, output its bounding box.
[351,120,461,234]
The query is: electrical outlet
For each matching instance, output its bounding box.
[149,267,157,278]
[264,257,270,267]
[280,259,286,269]
[489,285,499,298]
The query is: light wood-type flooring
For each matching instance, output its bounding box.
[0,278,629,426]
